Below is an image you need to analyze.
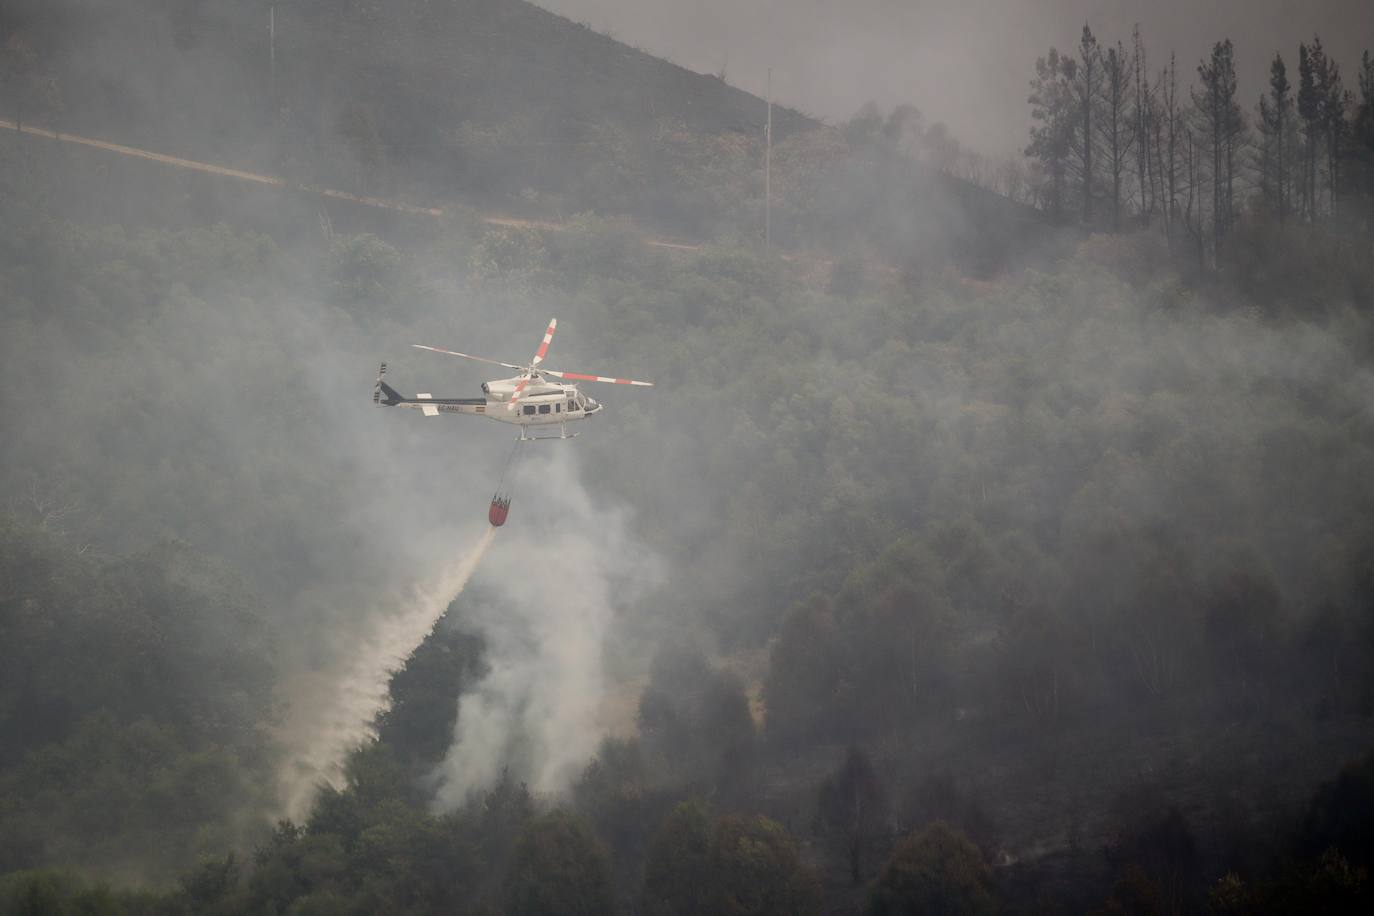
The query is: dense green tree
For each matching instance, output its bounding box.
[574,738,648,841]
[637,645,756,796]
[0,872,62,916]
[0,518,276,877]
[503,810,616,916]
[326,232,408,310]
[575,736,678,907]
[245,821,349,913]
[867,822,995,916]
[710,815,820,916]
[375,617,485,772]
[0,870,162,916]
[177,854,246,916]
[642,804,820,916]
[762,597,845,747]
[453,768,536,903]
[642,801,715,916]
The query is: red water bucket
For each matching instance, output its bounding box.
[488,495,510,527]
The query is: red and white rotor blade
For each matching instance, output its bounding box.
[506,374,534,412]
[541,369,654,387]
[531,318,557,367]
[411,344,523,371]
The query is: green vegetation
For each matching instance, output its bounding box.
[643,803,819,916]
[0,517,276,878]
[867,823,995,916]
[4,127,1374,906]
[504,811,616,916]
[2,2,1374,914]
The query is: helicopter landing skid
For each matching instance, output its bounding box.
[518,424,577,442]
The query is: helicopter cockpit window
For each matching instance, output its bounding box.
[522,405,536,416]
[538,404,551,414]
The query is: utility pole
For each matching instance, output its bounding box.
[269,3,276,79]
[765,68,772,251]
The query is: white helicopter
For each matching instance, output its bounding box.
[374,318,653,440]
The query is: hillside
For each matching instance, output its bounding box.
[2,159,1371,909]
[7,0,817,163]
[5,0,1041,261]
[6,2,1373,914]
[5,0,808,213]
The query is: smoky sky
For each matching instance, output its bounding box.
[534,0,1372,155]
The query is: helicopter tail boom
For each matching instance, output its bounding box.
[373,363,484,417]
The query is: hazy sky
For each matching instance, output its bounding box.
[535,0,1372,156]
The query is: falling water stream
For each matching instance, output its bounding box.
[278,526,497,819]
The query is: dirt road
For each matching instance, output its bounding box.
[1,117,702,249]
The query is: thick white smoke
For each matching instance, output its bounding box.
[277,526,496,820]
[432,447,660,807]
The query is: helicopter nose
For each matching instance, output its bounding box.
[586,398,601,414]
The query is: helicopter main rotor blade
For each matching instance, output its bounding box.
[508,314,555,413]
[530,318,557,367]
[506,373,534,412]
[540,369,654,387]
[411,344,524,371]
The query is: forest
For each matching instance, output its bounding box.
[2,1,1374,914]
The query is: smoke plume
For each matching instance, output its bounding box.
[432,448,661,807]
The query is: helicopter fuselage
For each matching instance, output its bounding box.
[377,373,601,436]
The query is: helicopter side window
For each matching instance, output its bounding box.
[522,405,536,416]
[538,404,551,415]
[555,403,561,413]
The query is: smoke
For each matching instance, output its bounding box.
[431,447,661,808]
[277,525,497,820]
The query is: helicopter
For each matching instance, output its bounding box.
[373,318,653,441]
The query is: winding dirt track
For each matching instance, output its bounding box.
[0,117,702,250]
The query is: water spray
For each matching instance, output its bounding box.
[277,525,497,820]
